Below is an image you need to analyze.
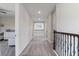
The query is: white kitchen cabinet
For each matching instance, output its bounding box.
[4,31,15,46]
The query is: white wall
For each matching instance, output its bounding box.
[56,3,79,34]
[52,11,56,30]
[0,16,15,32]
[46,14,52,43]
[45,10,56,45]
[15,4,32,56]
[49,10,56,47]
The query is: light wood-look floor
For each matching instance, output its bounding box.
[20,39,56,56]
[0,41,15,56]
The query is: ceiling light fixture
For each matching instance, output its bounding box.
[38,11,41,14]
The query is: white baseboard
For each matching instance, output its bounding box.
[19,39,33,56]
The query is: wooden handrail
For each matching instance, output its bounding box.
[54,30,79,37]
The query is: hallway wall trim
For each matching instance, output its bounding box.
[19,39,33,56]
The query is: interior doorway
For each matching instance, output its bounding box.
[33,21,46,40]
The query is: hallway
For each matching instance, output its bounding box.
[16,3,79,56]
[16,3,56,56]
[20,39,56,56]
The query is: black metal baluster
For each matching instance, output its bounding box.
[63,34,65,55]
[67,35,69,56]
[55,33,57,51]
[58,34,60,55]
[62,34,64,56]
[78,37,79,56]
[60,34,62,56]
[53,31,55,50]
[56,33,58,52]
[57,34,59,55]
[70,35,72,56]
[56,33,58,54]
[59,34,61,55]
[63,34,65,56]
[73,36,75,56]
[65,35,66,56]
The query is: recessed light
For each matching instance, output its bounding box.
[38,11,41,14]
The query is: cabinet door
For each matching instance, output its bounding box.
[8,32,15,45]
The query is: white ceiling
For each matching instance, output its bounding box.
[0,3,15,17]
[23,3,56,21]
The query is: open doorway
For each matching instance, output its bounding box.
[0,3,15,56]
[33,21,45,40]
